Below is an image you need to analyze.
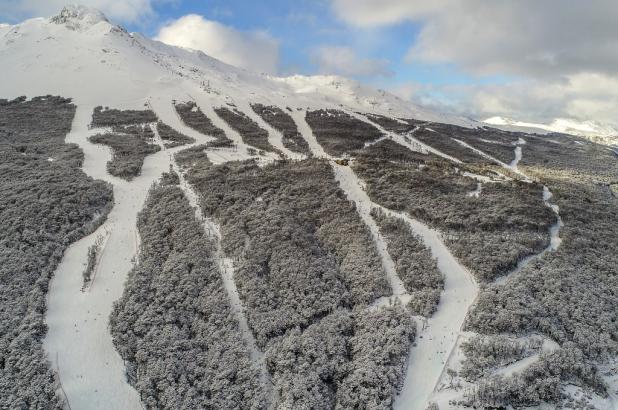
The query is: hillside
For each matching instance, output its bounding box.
[1,5,617,410]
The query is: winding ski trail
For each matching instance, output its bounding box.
[292,108,479,410]
[44,102,166,410]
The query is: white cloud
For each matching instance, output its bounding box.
[311,46,392,78]
[395,72,618,129]
[333,0,618,78]
[155,14,279,74]
[334,0,618,128]
[0,0,158,23]
[331,0,448,27]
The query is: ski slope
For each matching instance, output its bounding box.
[1,5,609,410]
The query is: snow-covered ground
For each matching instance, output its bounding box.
[484,116,618,145]
[44,102,161,410]
[292,107,479,410]
[1,5,610,409]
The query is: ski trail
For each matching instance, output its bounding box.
[150,118,273,407]
[171,163,272,403]
[454,138,564,285]
[387,212,477,410]
[510,146,523,169]
[191,95,279,163]
[453,138,513,169]
[543,186,563,251]
[333,165,410,304]
[290,109,409,303]
[149,96,216,145]
[491,337,559,378]
[349,111,463,164]
[289,108,329,158]
[44,102,170,410]
[344,113,564,408]
[494,188,564,285]
[293,108,478,410]
[235,100,303,160]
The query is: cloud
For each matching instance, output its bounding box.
[0,0,159,23]
[395,73,618,128]
[333,0,618,78]
[155,14,279,74]
[334,0,618,127]
[331,0,447,27]
[334,0,618,77]
[312,46,393,78]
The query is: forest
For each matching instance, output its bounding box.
[305,109,384,156]
[214,106,281,155]
[362,113,419,134]
[91,105,157,127]
[352,139,555,282]
[371,209,443,317]
[110,181,265,409]
[89,123,160,180]
[156,121,194,148]
[181,155,415,408]
[2,93,617,409]
[250,104,311,156]
[420,122,523,164]
[0,96,113,408]
[174,101,233,147]
[461,132,618,407]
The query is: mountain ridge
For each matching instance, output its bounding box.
[0,5,476,128]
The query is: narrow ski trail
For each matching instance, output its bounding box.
[235,100,304,160]
[290,109,409,305]
[292,108,478,410]
[156,120,273,407]
[347,110,463,164]
[310,111,565,409]
[453,137,564,285]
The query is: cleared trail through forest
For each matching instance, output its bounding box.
[333,112,564,408]
[293,108,479,410]
[44,98,275,410]
[155,102,273,406]
[235,100,304,160]
[348,111,463,164]
[191,95,280,163]
[171,168,272,405]
[456,137,565,285]
[291,109,409,303]
[44,102,166,410]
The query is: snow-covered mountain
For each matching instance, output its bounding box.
[0,4,471,126]
[2,6,618,410]
[484,116,618,146]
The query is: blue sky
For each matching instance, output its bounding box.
[2,0,617,129]
[128,0,509,101]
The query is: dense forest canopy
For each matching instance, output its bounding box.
[0,96,113,408]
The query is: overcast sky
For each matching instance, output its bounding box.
[2,0,617,127]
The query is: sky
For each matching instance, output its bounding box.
[2,0,618,130]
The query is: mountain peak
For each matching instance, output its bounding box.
[50,5,109,30]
